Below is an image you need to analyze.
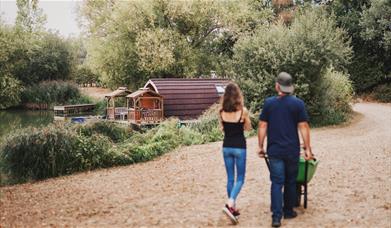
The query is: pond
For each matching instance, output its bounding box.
[0,110,54,139]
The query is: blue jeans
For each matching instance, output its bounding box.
[269,156,299,220]
[223,147,246,202]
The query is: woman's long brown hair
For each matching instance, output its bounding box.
[221,82,244,112]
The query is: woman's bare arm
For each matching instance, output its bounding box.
[218,110,224,131]
[243,108,252,131]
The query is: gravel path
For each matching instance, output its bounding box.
[1,103,390,227]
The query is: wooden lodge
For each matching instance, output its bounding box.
[144,78,230,120]
[106,78,230,125]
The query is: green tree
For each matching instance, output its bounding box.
[0,22,24,109]
[25,33,74,83]
[72,66,99,86]
[0,14,76,108]
[360,1,391,51]
[328,0,390,91]
[231,8,353,125]
[0,73,23,110]
[15,0,47,33]
[359,0,391,78]
[79,0,273,89]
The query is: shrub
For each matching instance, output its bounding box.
[0,106,256,184]
[188,104,224,142]
[0,124,115,182]
[21,81,93,108]
[311,67,353,126]
[117,119,182,162]
[231,7,353,125]
[373,84,391,102]
[94,99,107,115]
[179,127,204,146]
[0,73,23,109]
[76,121,132,143]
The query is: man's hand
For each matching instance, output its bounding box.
[258,147,266,158]
[304,147,314,160]
[258,121,267,158]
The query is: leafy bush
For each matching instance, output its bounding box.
[76,121,132,143]
[373,84,391,102]
[188,105,224,142]
[21,81,91,107]
[312,67,353,126]
[94,99,107,115]
[179,127,204,146]
[116,119,181,162]
[0,73,23,109]
[0,106,255,184]
[0,124,114,182]
[231,7,353,125]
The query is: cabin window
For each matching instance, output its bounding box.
[215,85,226,96]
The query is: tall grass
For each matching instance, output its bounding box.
[76,121,132,143]
[0,106,257,185]
[0,124,110,182]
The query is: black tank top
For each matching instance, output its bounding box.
[221,110,246,149]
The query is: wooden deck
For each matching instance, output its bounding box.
[54,104,95,117]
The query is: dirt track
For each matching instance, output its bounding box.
[1,103,390,227]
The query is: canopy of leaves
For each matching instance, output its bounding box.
[0,0,83,110]
[72,65,100,86]
[329,0,390,91]
[231,8,353,125]
[15,0,47,33]
[0,73,23,110]
[79,0,274,89]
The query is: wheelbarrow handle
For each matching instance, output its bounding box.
[264,154,271,172]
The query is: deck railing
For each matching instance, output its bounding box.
[128,108,163,124]
[107,107,128,120]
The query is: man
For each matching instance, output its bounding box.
[258,72,313,227]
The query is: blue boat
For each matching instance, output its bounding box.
[71,117,86,123]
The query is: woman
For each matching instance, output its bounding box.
[220,83,252,224]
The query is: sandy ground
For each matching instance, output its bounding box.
[79,87,112,100]
[1,103,390,227]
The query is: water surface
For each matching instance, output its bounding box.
[0,110,54,139]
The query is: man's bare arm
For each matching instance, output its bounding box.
[298,122,313,160]
[258,121,268,157]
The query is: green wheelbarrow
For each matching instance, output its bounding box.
[264,155,319,209]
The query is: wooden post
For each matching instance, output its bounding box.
[161,97,164,121]
[106,98,110,119]
[112,97,116,119]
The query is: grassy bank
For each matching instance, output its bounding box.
[0,106,237,185]
[0,102,350,186]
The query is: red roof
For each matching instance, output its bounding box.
[126,89,161,99]
[144,78,231,119]
[104,87,132,98]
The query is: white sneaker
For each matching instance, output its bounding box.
[223,205,238,224]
